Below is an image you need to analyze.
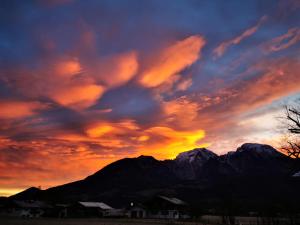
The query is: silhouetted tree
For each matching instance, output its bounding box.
[281,106,300,159]
[280,106,300,225]
[281,141,300,159]
[286,106,300,134]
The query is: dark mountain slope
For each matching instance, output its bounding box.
[10,187,42,200]
[220,143,294,176]
[42,155,179,205]
[10,143,300,212]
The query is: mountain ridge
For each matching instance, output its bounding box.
[9,143,300,211]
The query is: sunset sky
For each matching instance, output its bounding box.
[1,0,300,196]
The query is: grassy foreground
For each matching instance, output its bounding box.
[0,216,297,225]
[0,218,200,225]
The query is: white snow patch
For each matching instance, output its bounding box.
[79,202,113,209]
[292,171,300,177]
[175,148,216,163]
[238,143,279,156]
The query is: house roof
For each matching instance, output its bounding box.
[158,196,187,205]
[78,201,113,210]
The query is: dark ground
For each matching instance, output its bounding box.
[0,217,199,225]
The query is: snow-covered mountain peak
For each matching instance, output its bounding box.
[175,148,217,164]
[236,143,280,156]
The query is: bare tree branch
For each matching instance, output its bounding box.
[281,106,300,158]
[286,106,300,134]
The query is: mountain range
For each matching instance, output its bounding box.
[10,143,300,214]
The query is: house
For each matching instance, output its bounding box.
[105,208,127,218]
[127,202,147,218]
[128,196,190,219]
[68,201,114,217]
[53,203,70,218]
[145,196,190,219]
[2,200,51,218]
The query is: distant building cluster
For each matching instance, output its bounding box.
[0,195,190,219]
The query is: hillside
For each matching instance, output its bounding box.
[11,143,300,213]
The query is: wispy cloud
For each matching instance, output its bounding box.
[213,16,267,58]
[263,27,300,52]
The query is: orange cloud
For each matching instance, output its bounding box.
[54,59,81,78]
[264,28,300,53]
[85,119,139,138]
[162,96,199,128]
[50,52,137,109]
[199,57,300,118]
[176,78,193,91]
[0,101,46,119]
[160,55,299,155]
[214,16,267,58]
[3,51,138,111]
[0,122,207,196]
[86,124,115,138]
[50,84,104,110]
[57,119,140,149]
[137,135,150,142]
[140,35,205,87]
[0,137,123,194]
[91,51,138,88]
[235,58,300,111]
[59,118,207,160]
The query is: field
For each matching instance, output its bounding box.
[0,216,298,225]
[0,218,200,225]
